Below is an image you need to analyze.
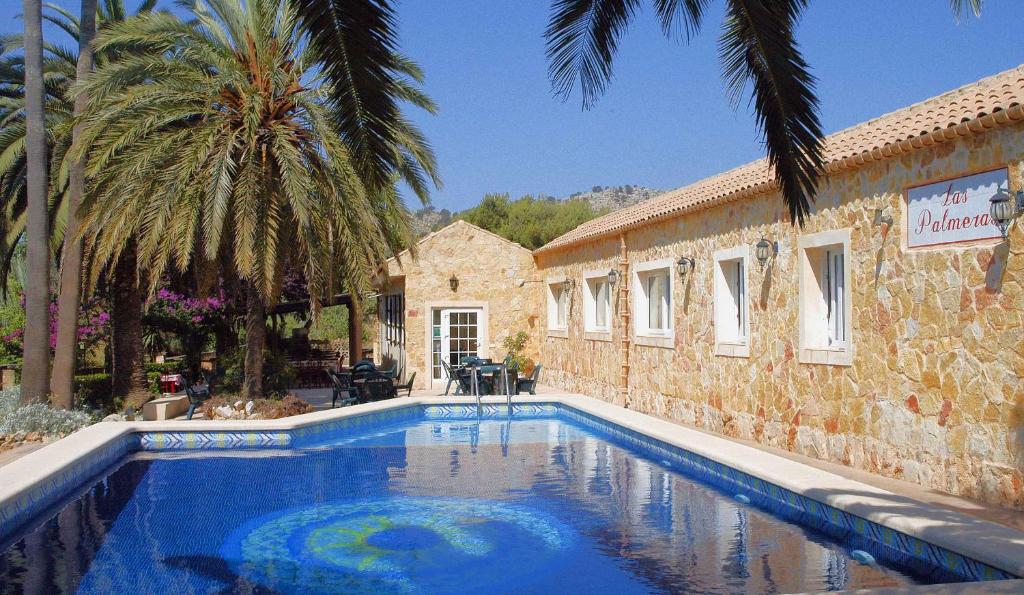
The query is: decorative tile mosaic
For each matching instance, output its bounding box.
[422,403,559,419]
[555,405,1017,582]
[138,431,291,450]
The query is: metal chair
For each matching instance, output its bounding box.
[184,383,208,420]
[363,375,396,402]
[330,372,359,408]
[517,365,542,395]
[183,371,211,399]
[394,372,416,397]
[441,360,461,396]
[456,366,493,396]
[351,359,376,382]
[379,362,398,379]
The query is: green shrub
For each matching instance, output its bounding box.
[218,346,296,398]
[73,373,121,414]
[0,387,92,436]
[502,331,535,375]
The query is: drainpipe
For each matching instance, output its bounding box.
[618,233,631,407]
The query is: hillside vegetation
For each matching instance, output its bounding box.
[412,185,661,249]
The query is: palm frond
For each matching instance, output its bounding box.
[719,0,823,224]
[653,0,708,42]
[545,0,642,108]
[292,0,405,192]
[950,0,983,21]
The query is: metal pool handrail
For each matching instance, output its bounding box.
[469,362,513,417]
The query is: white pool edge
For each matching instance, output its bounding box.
[1,393,1022,578]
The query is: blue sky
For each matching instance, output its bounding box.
[5,0,1024,212]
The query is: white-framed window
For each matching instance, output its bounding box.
[583,270,611,334]
[632,259,674,344]
[713,246,750,357]
[547,279,569,332]
[824,249,846,347]
[798,229,852,365]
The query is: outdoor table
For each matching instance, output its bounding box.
[159,373,184,394]
[468,362,514,396]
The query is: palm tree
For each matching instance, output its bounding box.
[1,1,159,407]
[50,0,98,410]
[74,0,438,399]
[19,0,50,404]
[541,0,983,225]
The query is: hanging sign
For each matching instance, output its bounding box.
[906,168,1007,248]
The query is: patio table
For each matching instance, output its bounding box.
[465,362,514,397]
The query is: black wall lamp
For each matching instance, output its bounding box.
[755,236,778,270]
[989,190,1023,239]
[676,256,694,282]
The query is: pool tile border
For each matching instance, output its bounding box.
[1,395,1022,584]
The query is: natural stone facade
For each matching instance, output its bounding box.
[535,122,1024,510]
[380,221,542,390]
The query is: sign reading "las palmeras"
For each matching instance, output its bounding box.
[906,168,1007,249]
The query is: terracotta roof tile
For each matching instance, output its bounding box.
[536,65,1024,254]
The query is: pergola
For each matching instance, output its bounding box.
[267,293,364,366]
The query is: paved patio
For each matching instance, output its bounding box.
[289,383,564,410]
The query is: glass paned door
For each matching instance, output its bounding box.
[431,308,481,385]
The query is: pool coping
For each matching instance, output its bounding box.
[1,394,1023,581]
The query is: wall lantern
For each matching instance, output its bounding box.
[676,256,694,282]
[989,190,1023,239]
[754,236,778,270]
[607,268,619,287]
[449,274,459,292]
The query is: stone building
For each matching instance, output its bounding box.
[377,220,542,391]
[379,66,1024,509]
[533,66,1024,509]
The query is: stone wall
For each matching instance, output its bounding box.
[382,221,542,390]
[535,122,1024,509]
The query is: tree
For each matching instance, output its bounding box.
[1,1,159,407]
[459,193,604,249]
[51,0,98,410]
[74,0,438,399]
[544,0,982,225]
[19,0,50,404]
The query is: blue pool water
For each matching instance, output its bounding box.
[1,415,966,593]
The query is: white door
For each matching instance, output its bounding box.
[431,308,481,387]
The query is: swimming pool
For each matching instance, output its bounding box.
[1,399,1021,593]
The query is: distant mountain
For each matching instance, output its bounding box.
[410,184,662,238]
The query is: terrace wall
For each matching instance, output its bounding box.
[535,122,1024,509]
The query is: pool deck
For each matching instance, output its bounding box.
[2,391,1023,590]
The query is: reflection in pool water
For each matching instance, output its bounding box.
[0,418,965,593]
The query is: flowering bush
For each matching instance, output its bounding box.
[148,288,228,326]
[0,387,92,437]
[0,329,22,365]
[0,294,110,366]
[144,288,231,373]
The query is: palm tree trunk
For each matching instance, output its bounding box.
[111,239,148,409]
[20,0,51,404]
[242,283,265,400]
[50,0,98,410]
